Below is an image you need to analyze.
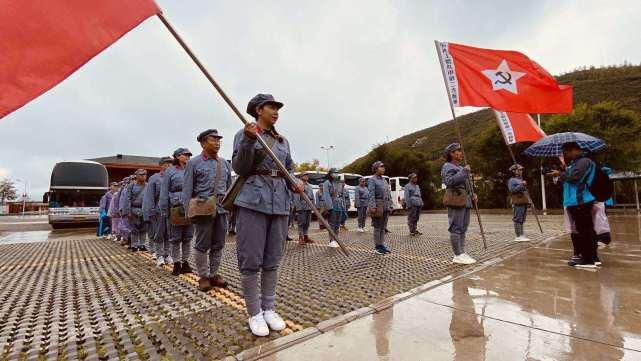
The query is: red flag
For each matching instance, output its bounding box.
[0,0,160,119]
[494,110,545,144]
[436,41,573,113]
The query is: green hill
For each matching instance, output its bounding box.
[343,64,641,209]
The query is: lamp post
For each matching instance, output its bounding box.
[15,178,27,216]
[320,145,335,169]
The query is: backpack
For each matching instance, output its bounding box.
[589,164,614,202]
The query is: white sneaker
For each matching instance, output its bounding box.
[514,236,530,242]
[328,240,339,248]
[452,255,467,264]
[248,312,270,337]
[357,228,365,233]
[263,309,286,331]
[461,253,477,264]
[156,256,165,267]
[165,255,174,265]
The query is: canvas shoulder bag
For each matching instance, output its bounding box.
[188,156,222,219]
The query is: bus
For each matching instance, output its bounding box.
[44,160,109,228]
[389,176,410,211]
[340,173,362,213]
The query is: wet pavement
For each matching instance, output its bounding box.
[271,215,641,361]
[0,213,568,360]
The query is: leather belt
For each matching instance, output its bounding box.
[251,169,287,177]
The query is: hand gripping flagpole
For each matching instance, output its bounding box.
[434,41,487,250]
[157,12,349,256]
[493,113,544,234]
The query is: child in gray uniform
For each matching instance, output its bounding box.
[441,144,476,265]
[232,94,304,337]
[507,164,530,242]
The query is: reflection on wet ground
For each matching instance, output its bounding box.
[274,215,641,360]
[0,229,95,244]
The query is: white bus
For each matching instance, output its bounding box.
[389,176,410,212]
[45,160,109,228]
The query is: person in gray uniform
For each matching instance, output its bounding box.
[322,168,346,248]
[293,173,315,245]
[143,157,173,265]
[160,147,194,276]
[368,161,393,255]
[354,177,369,233]
[232,94,303,337]
[123,169,148,252]
[339,180,350,231]
[316,183,327,230]
[441,143,477,265]
[118,176,133,247]
[182,131,232,291]
[404,173,424,236]
[507,164,530,242]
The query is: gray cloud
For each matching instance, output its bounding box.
[1,0,640,199]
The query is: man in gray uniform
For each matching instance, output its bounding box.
[161,147,194,276]
[182,131,232,291]
[316,183,327,230]
[368,161,393,254]
[354,177,369,233]
[339,180,350,232]
[232,94,303,337]
[323,168,347,248]
[441,143,476,265]
[293,173,315,245]
[143,157,173,265]
[123,169,148,252]
[404,173,424,236]
[507,164,530,242]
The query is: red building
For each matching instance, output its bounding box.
[87,154,163,184]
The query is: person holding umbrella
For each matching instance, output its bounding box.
[527,133,606,269]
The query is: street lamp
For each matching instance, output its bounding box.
[320,145,335,169]
[15,178,28,216]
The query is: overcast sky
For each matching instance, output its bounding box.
[1,0,640,199]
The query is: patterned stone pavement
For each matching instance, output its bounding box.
[0,213,565,360]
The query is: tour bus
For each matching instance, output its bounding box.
[44,160,109,228]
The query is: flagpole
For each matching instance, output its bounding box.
[537,114,547,215]
[493,114,544,233]
[434,40,487,250]
[156,12,349,256]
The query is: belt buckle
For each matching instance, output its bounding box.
[269,169,278,177]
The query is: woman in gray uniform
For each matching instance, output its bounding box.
[441,143,476,265]
[123,169,148,252]
[294,172,315,245]
[143,157,173,265]
[322,168,347,248]
[232,94,303,337]
[354,177,369,233]
[507,164,530,242]
[368,161,392,255]
[160,147,194,276]
[404,173,424,236]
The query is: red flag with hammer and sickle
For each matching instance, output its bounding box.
[436,41,573,113]
[0,0,160,119]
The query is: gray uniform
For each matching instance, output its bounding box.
[508,177,528,236]
[143,172,167,256]
[367,175,393,246]
[159,164,193,262]
[404,182,424,233]
[294,183,314,236]
[354,185,369,229]
[123,182,147,248]
[182,154,231,278]
[441,162,472,256]
[232,128,294,316]
[322,179,347,240]
[118,185,132,239]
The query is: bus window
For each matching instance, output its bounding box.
[343,174,361,187]
[399,178,410,188]
[306,173,327,186]
[390,180,396,191]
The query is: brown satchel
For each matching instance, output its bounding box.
[442,188,467,208]
[170,205,191,226]
[511,192,530,206]
[188,156,222,219]
[368,199,384,218]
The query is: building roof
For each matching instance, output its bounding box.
[610,171,641,180]
[87,154,163,166]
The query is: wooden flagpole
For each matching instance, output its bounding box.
[157,12,349,255]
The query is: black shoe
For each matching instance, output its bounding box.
[568,255,582,267]
[138,246,147,252]
[181,261,193,274]
[130,247,138,252]
[374,245,386,255]
[415,231,423,235]
[171,262,182,276]
[594,256,602,266]
[384,228,390,234]
[286,235,293,241]
[382,245,392,254]
[228,230,236,235]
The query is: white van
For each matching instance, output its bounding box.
[340,173,362,213]
[389,176,410,212]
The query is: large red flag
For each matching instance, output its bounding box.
[494,110,545,144]
[436,41,573,114]
[0,0,160,119]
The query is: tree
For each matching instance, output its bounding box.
[0,178,18,205]
[295,159,328,172]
